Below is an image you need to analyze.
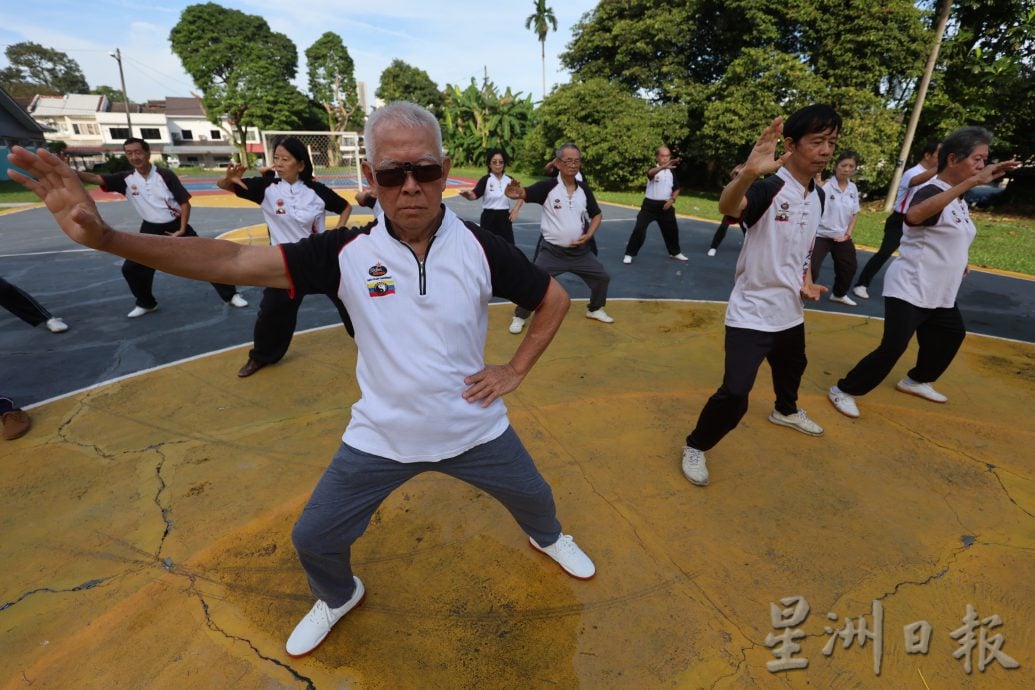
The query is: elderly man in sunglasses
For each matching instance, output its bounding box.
[505,143,613,334]
[8,100,595,659]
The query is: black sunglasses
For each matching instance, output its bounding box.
[374,162,443,187]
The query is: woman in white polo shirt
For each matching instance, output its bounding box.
[829,127,1019,417]
[460,148,523,244]
[811,151,861,307]
[218,137,354,378]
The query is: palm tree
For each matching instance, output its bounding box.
[525,0,558,101]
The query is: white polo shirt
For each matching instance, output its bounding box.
[725,166,824,332]
[472,173,514,211]
[234,174,350,245]
[101,166,189,224]
[817,179,859,238]
[884,177,975,309]
[524,178,601,247]
[895,163,927,212]
[644,168,678,201]
[281,206,550,463]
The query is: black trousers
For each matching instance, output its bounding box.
[122,220,237,308]
[687,324,807,451]
[810,237,858,298]
[854,212,903,289]
[709,216,745,250]
[0,277,52,327]
[479,208,515,245]
[624,198,681,256]
[837,297,966,396]
[249,287,354,364]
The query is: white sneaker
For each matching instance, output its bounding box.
[828,386,860,418]
[508,316,526,334]
[285,576,365,657]
[127,305,158,318]
[529,534,595,579]
[229,293,248,308]
[829,293,857,307]
[707,248,717,257]
[670,253,689,262]
[768,409,824,436]
[896,377,948,403]
[622,255,633,264]
[681,446,709,486]
[852,285,869,299]
[45,317,68,333]
[585,308,614,324]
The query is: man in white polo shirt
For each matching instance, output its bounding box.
[622,146,688,264]
[77,138,247,317]
[680,105,836,488]
[9,101,595,659]
[505,142,613,334]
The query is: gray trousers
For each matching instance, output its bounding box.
[515,240,610,318]
[291,426,562,607]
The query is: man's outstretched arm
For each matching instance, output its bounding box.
[8,146,290,289]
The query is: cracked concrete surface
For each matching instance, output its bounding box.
[1,302,1032,688]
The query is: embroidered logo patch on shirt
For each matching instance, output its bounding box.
[130,184,140,196]
[275,199,286,215]
[367,279,396,297]
[368,262,388,277]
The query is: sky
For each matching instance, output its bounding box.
[0,0,600,108]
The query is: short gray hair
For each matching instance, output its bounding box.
[364,101,443,165]
[938,126,993,173]
[556,142,581,159]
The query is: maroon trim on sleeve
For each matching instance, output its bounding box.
[277,245,298,299]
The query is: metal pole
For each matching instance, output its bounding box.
[111,48,133,134]
[883,0,952,212]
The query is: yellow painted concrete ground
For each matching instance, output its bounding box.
[2,302,1033,689]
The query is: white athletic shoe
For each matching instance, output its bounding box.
[896,377,948,403]
[852,285,870,300]
[585,308,614,324]
[768,409,824,436]
[529,534,595,579]
[229,293,248,308]
[508,316,526,334]
[829,293,858,307]
[285,576,365,657]
[622,255,633,264]
[828,386,860,418]
[681,446,709,486]
[127,305,158,318]
[45,317,68,333]
[670,253,689,262]
[707,248,717,257]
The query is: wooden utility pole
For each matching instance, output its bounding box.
[883,0,952,212]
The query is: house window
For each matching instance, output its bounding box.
[73,124,81,134]
[141,128,161,140]
[110,127,130,139]
[86,123,99,135]
[180,130,193,140]
[210,130,222,140]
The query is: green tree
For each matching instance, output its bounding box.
[91,85,126,103]
[2,42,89,95]
[525,0,558,101]
[917,0,1035,164]
[441,77,535,166]
[306,32,363,133]
[562,0,938,189]
[169,2,308,163]
[524,78,688,190]
[376,60,443,116]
